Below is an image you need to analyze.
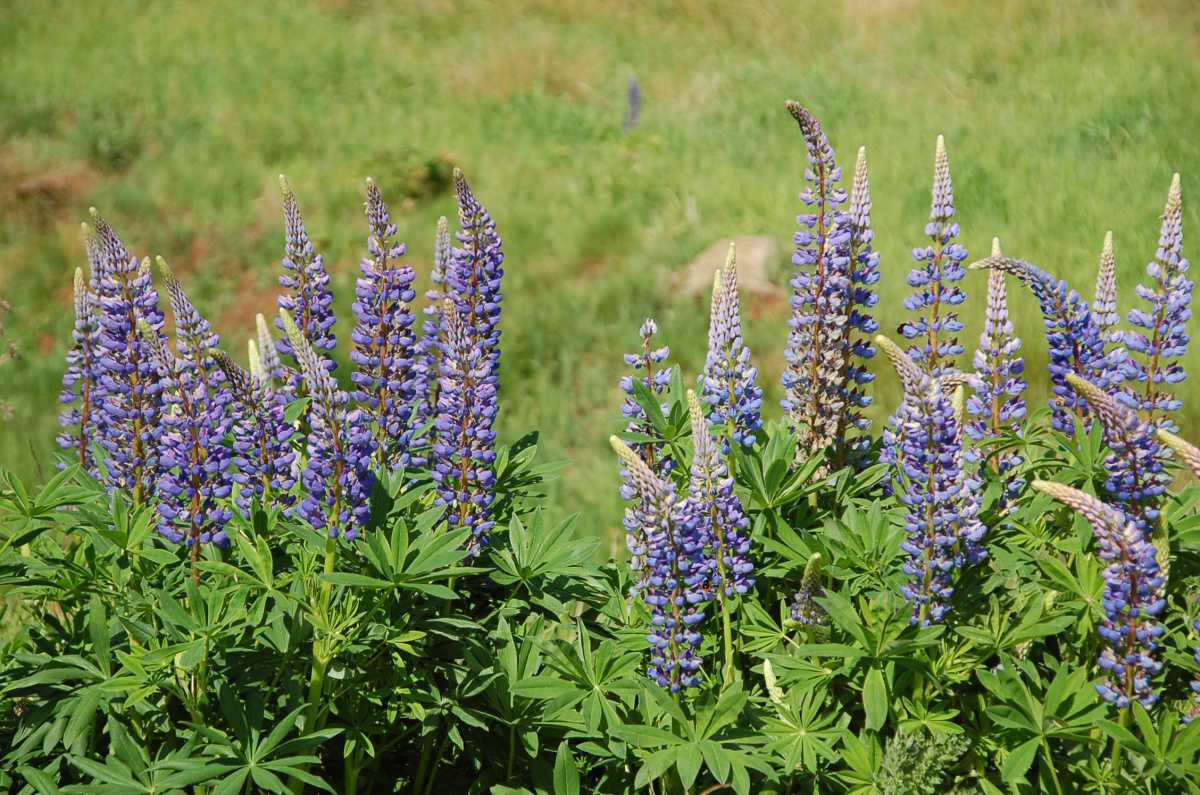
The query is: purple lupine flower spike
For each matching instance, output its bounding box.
[57,265,101,471]
[780,101,851,464]
[216,345,296,511]
[878,334,985,626]
[1033,480,1165,708]
[965,238,1027,503]
[431,300,497,554]
[410,216,451,467]
[1065,374,1166,539]
[351,178,418,467]
[837,146,881,466]
[275,176,336,395]
[281,310,376,540]
[1121,174,1192,426]
[619,318,674,577]
[152,261,234,558]
[447,168,504,384]
[701,244,763,451]
[969,253,1123,435]
[899,136,968,378]
[1093,231,1121,346]
[90,211,165,501]
[685,390,753,598]
[611,435,710,691]
[255,312,284,386]
[789,553,826,627]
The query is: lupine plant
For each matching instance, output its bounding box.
[7,106,1200,795]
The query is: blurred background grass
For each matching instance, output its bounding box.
[1,0,1198,549]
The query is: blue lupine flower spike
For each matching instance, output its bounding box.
[410,215,451,467]
[701,243,763,452]
[57,265,101,471]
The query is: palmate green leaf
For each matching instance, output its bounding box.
[633,747,677,789]
[609,723,681,748]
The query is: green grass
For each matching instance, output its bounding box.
[2,0,1198,545]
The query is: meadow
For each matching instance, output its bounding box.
[2,0,1199,544]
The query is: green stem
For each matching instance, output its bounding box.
[719,594,735,687]
[412,732,436,795]
[287,537,338,794]
[421,733,451,795]
[1041,737,1065,795]
[1110,709,1130,780]
[506,723,516,781]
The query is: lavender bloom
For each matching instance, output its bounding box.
[1033,480,1165,708]
[619,318,674,574]
[215,347,296,511]
[878,335,985,626]
[1065,374,1167,539]
[275,176,336,394]
[281,310,376,540]
[899,136,967,378]
[151,263,234,552]
[685,390,753,598]
[1121,174,1192,425]
[431,301,497,554]
[836,146,881,466]
[965,239,1027,501]
[410,216,451,467]
[1093,231,1121,346]
[611,435,709,692]
[352,179,418,467]
[256,312,285,385]
[789,553,826,627]
[780,101,851,463]
[91,212,164,501]
[969,254,1122,435]
[446,168,503,386]
[701,244,763,451]
[57,266,101,471]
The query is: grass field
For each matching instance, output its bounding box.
[2,0,1198,546]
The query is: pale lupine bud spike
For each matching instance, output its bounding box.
[951,384,966,429]
[254,312,281,382]
[1158,428,1200,479]
[687,389,707,452]
[1093,231,1120,342]
[991,236,1002,258]
[875,334,927,394]
[610,435,660,508]
[931,134,952,218]
[247,339,263,381]
[156,257,221,368]
[1032,478,1165,708]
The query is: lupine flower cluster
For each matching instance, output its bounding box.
[899,136,967,379]
[1093,231,1121,347]
[965,238,1027,502]
[409,216,451,467]
[1033,480,1165,708]
[701,244,763,451]
[1121,174,1192,425]
[351,179,418,466]
[611,435,710,691]
[57,266,100,469]
[1156,428,1200,714]
[878,335,985,626]
[150,263,235,554]
[789,552,826,627]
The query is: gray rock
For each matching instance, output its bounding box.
[672,235,786,310]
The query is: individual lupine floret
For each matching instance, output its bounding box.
[410,216,451,467]
[431,301,497,554]
[215,347,296,511]
[1032,480,1165,708]
[57,266,101,470]
[701,244,763,451]
[684,390,753,597]
[611,435,710,692]
[899,136,968,378]
[1121,174,1193,425]
[281,310,376,540]
[1065,374,1166,539]
[878,335,986,626]
[351,178,418,467]
[780,101,852,462]
[835,146,881,466]
[1093,231,1121,347]
[619,318,674,575]
[969,253,1122,435]
[255,312,285,384]
[789,552,826,627]
[965,239,1027,501]
[275,176,337,393]
[90,212,165,501]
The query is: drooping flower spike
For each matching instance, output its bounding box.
[215,348,296,511]
[969,253,1122,435]
[281,309,375,540]
[899,135,968,378]
[780,101,851,464]
[1093,231,1121,346]
[57,265,101,471]
[878,334,985,626]
[1032,480,1165,708]
[684,389,753,598]
[1121,174,1192,425]
[701,243,763,452]
[611,435,710,692]
[1064,373,1166,538]
[351,178,418,467]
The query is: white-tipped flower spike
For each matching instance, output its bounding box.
[255,312,281,383]
[1093,231,1120,345]
[875,334,927,395]
[702,241,763,453]
[247,339,263,382]
[1158,428,1200,479]
[1032,480,1165,709]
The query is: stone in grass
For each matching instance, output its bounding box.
[671,235,785,316]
